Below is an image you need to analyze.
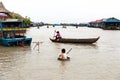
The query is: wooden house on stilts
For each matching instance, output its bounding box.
[88,17,120,30]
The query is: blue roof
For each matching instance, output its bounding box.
[103,17,120,22]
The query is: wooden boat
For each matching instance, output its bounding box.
[57,57,70,61]
[50,37,100,44]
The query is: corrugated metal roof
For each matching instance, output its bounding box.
[103,17,120,22]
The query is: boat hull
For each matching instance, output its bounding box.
[0,37,32,46]
[50,37,100,44]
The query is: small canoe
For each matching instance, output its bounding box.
[50,37,100,44]
[57,57,70,61]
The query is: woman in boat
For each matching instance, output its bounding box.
[59,48,68,59]
[55,31,62,39]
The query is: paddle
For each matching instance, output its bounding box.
[66,48,72,54]
[53,29,56,38]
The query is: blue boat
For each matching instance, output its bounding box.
[0,19,32,46]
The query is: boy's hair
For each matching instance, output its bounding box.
[61,48,66,53]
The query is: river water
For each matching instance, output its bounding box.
[0,26,120,80]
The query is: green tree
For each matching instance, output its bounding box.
[24,16,31,27]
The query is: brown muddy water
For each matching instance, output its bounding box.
[0,27,120,80]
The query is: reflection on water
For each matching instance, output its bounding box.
[0,27,120,80]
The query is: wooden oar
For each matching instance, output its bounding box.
[53,29,56,38]
[66,48,72,54]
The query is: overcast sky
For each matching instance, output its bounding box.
[1,0,120,23]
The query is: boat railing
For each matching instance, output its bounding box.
[1,28,27,31]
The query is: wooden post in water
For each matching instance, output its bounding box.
[33,41,43,52]
[47,25,49,28]
[62,26,66,28]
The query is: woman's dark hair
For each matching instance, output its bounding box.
[61,48,66,53]
[57,31,59,33]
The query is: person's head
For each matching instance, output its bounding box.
[61,48,66,53]
[57,31,59,33]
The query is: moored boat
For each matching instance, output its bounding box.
[50,37,100,44]
[0,19,32,46]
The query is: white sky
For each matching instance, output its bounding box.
[1,0,120,23]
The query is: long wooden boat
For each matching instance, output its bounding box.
[50,37,100,44]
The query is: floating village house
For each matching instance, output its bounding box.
[0,2,32,46]
[88,17,120,30]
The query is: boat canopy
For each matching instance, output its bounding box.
[0,13,7,17]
